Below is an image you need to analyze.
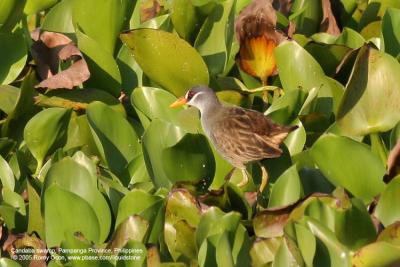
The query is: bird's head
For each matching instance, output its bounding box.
[169,85,219,112]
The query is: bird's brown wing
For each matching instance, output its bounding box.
[210,107,296,163]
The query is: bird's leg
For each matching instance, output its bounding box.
[258,163,269,193]
[237,168,250,187]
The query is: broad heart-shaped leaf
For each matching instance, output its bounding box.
[351,241,400,267]
[44,184,101,247]
[24,107,72,171]
[194,0,235,75]
[120,29,209,97]
[164,189,201,263]
[337,45,400,136]
[43,157,111,243]
[0,258,21,267]
[382,8,400,57]
[268,165,302,208]
[0,31,27,85]
[311,134,386,202]
[117,44,143,95]
[86,101,140,177]
[142,119,186,188]
[76,30,121,97]
[0,85,19,114]
[162,133,215,185]
[359,0,400,30]
[72,0,128,54]
[374,176,400,226]
[0,155,14,190]
[115,190,164,244]
[41,0,74,33]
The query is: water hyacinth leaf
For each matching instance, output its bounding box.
[169,0,199,40]
[116,241,147,267]
[374,176,400,226]
[41,0,74,33]
[303,217,351,267]
[115,189,164,244]
[43,157,111,242]
[162,133,215,185]
[253,210,290,238]
[72,0,127,54]
[0,85,19,114]
[359,0,400,30]
[24,0,57,15]
[142,119,186,188]
[268,165,302,208]
[131,86,181,126]
[382,7,400,57]
[272,237,304,267]
[275,41,332,93]
[24,107,72,170]
[120,29,209,96]
[284,119,306,156]
[250,238,281,266]
[351,241,400,267]
[117,44,143,95]
[377,221,400,246]
[311,134,385,202]
[76,30,121,96]
[27,180,45,239]
[294,223,316,266]
[0,31,27,85]
[44,184,101,247]
[290,0,322,36]
[195,0,235,75]
[335,27,365,49]
[87,101,139,177]
[0,155,14,190]
[0,258,21,267]
[337,45,400,136]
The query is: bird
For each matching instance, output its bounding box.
[170,85,297,192]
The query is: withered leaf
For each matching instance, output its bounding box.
[320,0,341,36]
[140,0,162,23]
[31,30,90,90]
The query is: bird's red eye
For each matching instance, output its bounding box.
[186,90,196,101]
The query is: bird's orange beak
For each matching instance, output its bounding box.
[169,97,187,108]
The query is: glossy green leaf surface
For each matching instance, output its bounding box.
[311,134,386,202]
[0,32,27,85]
[375,176,400,226]
[120,29,209,96]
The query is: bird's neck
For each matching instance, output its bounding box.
[197,97,222,117]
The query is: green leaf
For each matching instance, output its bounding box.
[27,179,45,239]
[377,221,400,246]
[290,0,322,36]
[269,165,302,208]
[0,0,25,32]
[194,0,235,75]
[116,240,147,267]
[117,44,143,95]
[0,31,27,85]
[351,241,400,267]
[108,215,149,249]
[43,157,111,243]
[359,0,400,30]
[24,0,57,15]
[272,237,303,267]
[0,85,19,114]
[120,29,209,96]
[44,184,101,247]
[115,190,164,244]
[382,7,400,57]
[72,0,127,53]
[375,176,400,226]
[41,0,74,33]
[142,119,186,188]
[168,0,199,40]
[335,27,365,49]
[250,238,281,266]
[284,119,306,156]
[162,133,215,185]
[24,107,72,170]
[76,30,121,97]
[311,134,386,202]
[87,101,139,177]
[0,258,21,267]
[337,46,400,136]
[0,155,14,190]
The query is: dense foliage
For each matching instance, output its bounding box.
[0,0,400,266]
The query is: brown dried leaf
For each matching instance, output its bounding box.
[320,0,341,36]
[31,30,90,90]
[384,140,400,183]
[3,232,47,267]
[140,0,162,23]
